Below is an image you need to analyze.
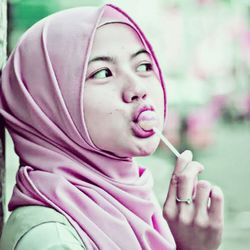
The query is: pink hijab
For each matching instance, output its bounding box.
[0,4,175,250]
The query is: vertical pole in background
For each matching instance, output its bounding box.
[0,0,7,235]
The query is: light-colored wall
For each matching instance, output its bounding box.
[0,0,7,68]
[0,0,7,233]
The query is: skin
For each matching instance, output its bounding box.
[84,23,164,158]
[84,23,224,250]
[163,150,224,250]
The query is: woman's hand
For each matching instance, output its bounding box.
[163,150,224,250]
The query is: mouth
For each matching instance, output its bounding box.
[131,104,159,138]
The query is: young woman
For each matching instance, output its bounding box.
[0,4,224,250]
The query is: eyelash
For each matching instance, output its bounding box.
[88,62,153,80]
[88,68,112,80]
[137,62,153,72]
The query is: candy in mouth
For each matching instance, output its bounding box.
[136,110,158,131]
[138,119,158,131]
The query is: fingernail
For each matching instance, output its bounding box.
[179,150,193,161]
[211,186,224,198]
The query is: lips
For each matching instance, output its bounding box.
[133,105,155,122]
[132,105,158,138]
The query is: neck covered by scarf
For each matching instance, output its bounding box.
[0,4,175,250]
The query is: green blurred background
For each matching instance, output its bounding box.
[4,0,250,249]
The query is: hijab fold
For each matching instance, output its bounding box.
[0,4,175,250]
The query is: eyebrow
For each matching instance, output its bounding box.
[88,48,151,65]
[131,49,151,59]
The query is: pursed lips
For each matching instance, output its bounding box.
[133,104,155,122]
[131,104,158,138]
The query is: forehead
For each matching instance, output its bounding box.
[90,23,145,57]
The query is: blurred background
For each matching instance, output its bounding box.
[3,0,250,249]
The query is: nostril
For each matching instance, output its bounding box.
[123,91,147,103]
[131,96,139,101]
[130,93,147,102]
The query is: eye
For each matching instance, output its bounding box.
[89,68,113,80]
[136,63,153,73]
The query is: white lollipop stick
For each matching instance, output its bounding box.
[153,127,181,158]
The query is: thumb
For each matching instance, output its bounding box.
[174,150,193,174]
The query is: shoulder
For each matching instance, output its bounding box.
[15,221,86,250]
[0,206,87,250]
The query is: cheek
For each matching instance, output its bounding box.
[148,79,165,116]
[84,85,117,117]
[83,85,126,145]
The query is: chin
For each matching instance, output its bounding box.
[135,146,157,157]
[113,142,158,158]
[131,139,159,157]
[110,135,160,158]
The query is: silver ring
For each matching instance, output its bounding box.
[176,197,192,205]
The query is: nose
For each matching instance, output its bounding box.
[122,77,147,103]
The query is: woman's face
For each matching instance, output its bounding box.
[83,23,165,158]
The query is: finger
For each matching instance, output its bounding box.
[164,150,193,217]
[176,161,204,201]
[194,180,212,216]
[163,174,178,220]
[208,186,224,224]
[166,174,178,202]
[174,150,193,174]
